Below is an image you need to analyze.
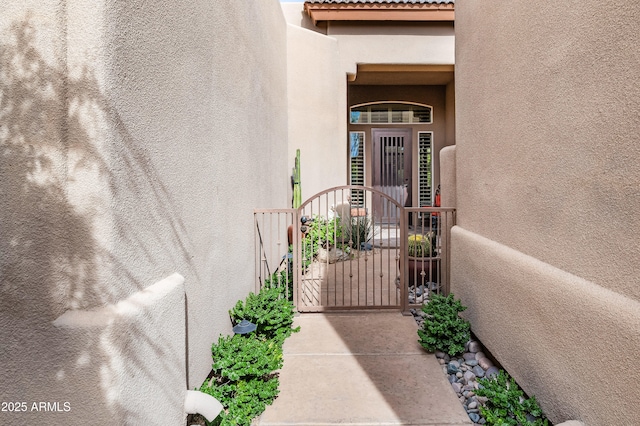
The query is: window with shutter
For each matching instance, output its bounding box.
[418,132,432,208]
[350,102,432,125]
[349,132,365,207]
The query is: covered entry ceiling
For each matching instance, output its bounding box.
[349,64,454,86]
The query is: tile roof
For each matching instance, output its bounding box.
[305,0,454,4]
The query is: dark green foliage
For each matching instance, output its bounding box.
[200,376,280,426]
[301,217,344,267]
[229,286,300,344]
[263,269,294,302]
[199,280,301,426]
[476,370,549,426]
[417,293,470,356]
[199,335,282,426]
[210,334,283,381]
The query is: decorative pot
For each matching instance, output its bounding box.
[403,256,439,288]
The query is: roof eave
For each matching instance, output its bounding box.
[304,3,455,26]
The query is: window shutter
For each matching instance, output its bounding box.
[349,102,432,125]
[418,132,432,207]
[349,132,365,207]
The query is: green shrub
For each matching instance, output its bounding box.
[476,370,549,426]
[210,334,283,380]
[229,286,300,344]
[263,269,294,302]
[301,216,344,267]
[199,334,283,426]
[200,279,301,425]
[417,293,470,356]
[200,376,280,426]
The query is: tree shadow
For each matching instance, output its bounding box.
[0,16,104,321]
[1,15,194,424]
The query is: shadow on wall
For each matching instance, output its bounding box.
[1,15,193,423]
[0,16,103,323]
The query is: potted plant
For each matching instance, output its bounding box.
[405,232,439,288]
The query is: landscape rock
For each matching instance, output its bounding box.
[463,352,476,361]
[485,366,500,379]
[478,357,493,370]
[409,310,542,426]
[467,341,481,353]
[463,371,476,383]
[472,365,485,378]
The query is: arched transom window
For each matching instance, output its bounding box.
[350,102,432,124]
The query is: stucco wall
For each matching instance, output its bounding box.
[281,2,325,34]
[329,21,455,75]
[444,81,455,147]
[440,146,456,208]
[287,24,345,201]
[453,1,640,424]
[1,0,288,424]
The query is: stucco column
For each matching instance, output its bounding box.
[439,145,456,208]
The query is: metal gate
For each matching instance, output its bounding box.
[255,186,455,313]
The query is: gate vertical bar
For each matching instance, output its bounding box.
[293,208,300,311]
[400,204,408,314]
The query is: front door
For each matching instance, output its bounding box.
[372,128,412,222]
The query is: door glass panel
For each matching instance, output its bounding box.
[370,108,388,123]
[382,137,404,187]
[350,103,432,124]
[373,129,411,223]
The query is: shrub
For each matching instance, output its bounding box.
[476,370,549,426]
[301,216,344,267]
[417,293,470,356]
[200,277,301,425]
[210,334,283,380]
[229,286,300,344]
[203,376,280,426]
[263,269,294,303]
[199,334,283,426]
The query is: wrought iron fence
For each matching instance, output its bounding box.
[254,187,455,313]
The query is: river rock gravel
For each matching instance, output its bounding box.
[411,308,498,425]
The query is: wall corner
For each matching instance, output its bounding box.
[440,145,456,208]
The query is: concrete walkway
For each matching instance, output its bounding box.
[257,312,472,426]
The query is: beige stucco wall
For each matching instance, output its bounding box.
[444,81,455,148]
[453,1,640,424]
[1,0,287,424]
[287,23,346,200]
[281,2,325,34]
[328,21,455,75]
[440,146,456,208]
